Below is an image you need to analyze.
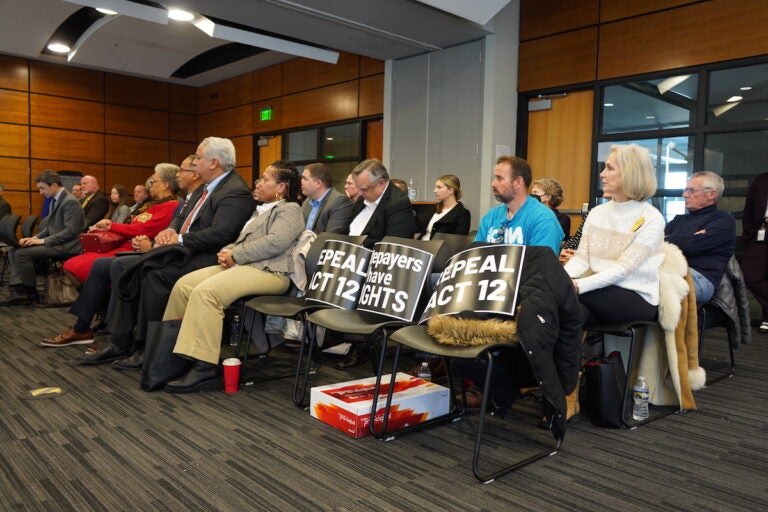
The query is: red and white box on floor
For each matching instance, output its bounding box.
[310,372,450,438]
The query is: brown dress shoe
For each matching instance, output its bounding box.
[40,328,94,348]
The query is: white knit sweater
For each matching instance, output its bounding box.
[564,200,665,305]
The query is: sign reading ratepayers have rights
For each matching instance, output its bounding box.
[356,242,434,322]
[306,240,372,309]
[420,244,525,323]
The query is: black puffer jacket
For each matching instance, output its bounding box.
[515,246,583,439]
[709,256,751,349]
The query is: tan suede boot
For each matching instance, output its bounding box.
[566,378,581,423]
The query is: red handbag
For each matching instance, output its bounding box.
[79,231,126,253]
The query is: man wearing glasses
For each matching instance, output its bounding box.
[665,171,736,304]
[474,155,563,255]
[348,158,415,248]
[82,137,254,366]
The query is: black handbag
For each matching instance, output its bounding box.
[141,320,192,391]
[584,351,626,428]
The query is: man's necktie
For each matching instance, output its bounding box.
[179,187,208,234]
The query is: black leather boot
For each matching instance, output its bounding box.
[164,361,221,393]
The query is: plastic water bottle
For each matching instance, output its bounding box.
[632,376,649,421]
[229,314,241,346]
[407,178,418,201]
[417,361,431,382]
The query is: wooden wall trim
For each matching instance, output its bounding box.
[600,0,700,23]
[521,0,599,41]
[519,28,598,92]
[598,0,768,80]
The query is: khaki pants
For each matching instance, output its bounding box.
[164,265,290,364]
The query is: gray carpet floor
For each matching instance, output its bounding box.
[0,298,766,511]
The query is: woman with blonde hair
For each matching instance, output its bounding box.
[564,144,664,324]
[416,174,471,240]
[532,178,570,241]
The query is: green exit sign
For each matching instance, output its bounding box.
[259,107,273,121]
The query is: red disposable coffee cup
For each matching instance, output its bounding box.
[222,358,241,393]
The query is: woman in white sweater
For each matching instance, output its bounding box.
[564,144,664,324]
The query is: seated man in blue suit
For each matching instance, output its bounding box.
[1,170,84,305]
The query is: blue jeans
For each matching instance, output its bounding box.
[690,268,715,304]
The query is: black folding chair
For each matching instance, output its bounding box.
[243,233,367,405]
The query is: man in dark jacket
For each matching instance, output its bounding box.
[1,171,84,305]
[82,137,254,365]
[79,175,110,230]
[665,171,736,304]
[336,158,415,368]
[742,172,768,333]
[348,158,415,248]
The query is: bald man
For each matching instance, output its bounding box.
[79,175,110,230]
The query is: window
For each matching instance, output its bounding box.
[587,57,768,229]
[707,62,768,126]
[601,74,697,134]
[283,121,362,193]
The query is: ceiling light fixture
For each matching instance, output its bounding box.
[740,86,753,91]
[47,42,71,53]
[191,15,339,64]
[68,14,119,62]
[603,103,614,107]
[63,0,168,24]
[713,101,740,117]
[168,8,195,22]
[726,95,743,102]
[645,115,655,119]
[656,74,691,95]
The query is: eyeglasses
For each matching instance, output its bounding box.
[682,187,713,194]
[179,168,196,173]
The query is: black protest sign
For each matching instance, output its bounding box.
[420,244,525,323]
[306,240,372,309]
[356,241,434,322]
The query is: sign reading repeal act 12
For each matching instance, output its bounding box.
[420,244,525,323]
[306,240,372,310]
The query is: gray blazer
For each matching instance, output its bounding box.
[301,189,353,234]
[37,188,85,254]
[226,201,304,274]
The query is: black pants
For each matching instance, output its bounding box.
[578,285,657,325]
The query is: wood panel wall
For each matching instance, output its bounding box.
[0,49,384,216]
[198,51,384,176]
[0,55,198,217]
[519,0,768,92]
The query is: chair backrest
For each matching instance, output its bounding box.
[21,215,38,238]
[0,214,22,246]
[431,232,475,273]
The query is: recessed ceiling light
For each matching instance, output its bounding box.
[326,137,334,141]
[726,95,743,102]
[168,9,194,21]
[47,42,71,53]
[645,115,655,119]
[739,86,752,91]
[96,8,117,15]
[604,103,614,107]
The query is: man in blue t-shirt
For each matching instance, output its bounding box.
[474,155,564,255]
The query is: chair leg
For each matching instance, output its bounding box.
[471,350,561,484]
[293,318,318,408]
